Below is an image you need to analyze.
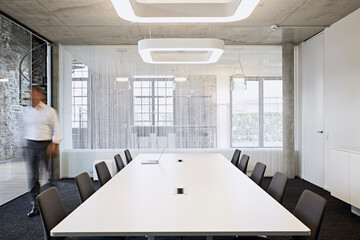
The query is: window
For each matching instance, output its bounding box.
[72,65,88,128]
[231,80,259,147]
[71,62,89,149]
[133,78,174,126]
[231,77,282,147]
[263,80,282,147]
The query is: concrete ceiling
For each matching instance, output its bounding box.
[0,0,359,45]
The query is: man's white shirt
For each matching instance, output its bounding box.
[23,101,62,144]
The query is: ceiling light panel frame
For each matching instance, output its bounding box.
[138,38,224,64]
[111,0,260,23]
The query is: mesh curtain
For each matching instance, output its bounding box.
[64,45,281,149]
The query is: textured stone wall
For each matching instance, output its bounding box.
[0,15,31,162]
[32,35,48,103]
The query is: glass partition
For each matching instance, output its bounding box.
[62,45,282,149]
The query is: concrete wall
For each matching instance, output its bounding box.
[0,15,31,162]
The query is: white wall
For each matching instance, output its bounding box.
[298,8,360,189]
[323,8,360,189]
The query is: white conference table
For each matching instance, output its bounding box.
[51,153,310,238]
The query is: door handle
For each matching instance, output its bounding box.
[317,130,323,134]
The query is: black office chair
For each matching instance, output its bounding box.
[75,172,96,204]
[124,149,133,164]
[232,190,326,240]
[37,187,68,240]
[250,162,266,186]
[114,154,125,173]
[95,161,112,187]
[293,190,327,240]
[267,172,288,204]
[37,188,124,240]
[231,149,241,166]
[238,154,250,174]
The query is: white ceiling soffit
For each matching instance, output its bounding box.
[138,38,224,64]
[111,0,260,23]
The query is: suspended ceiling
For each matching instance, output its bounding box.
[0,0,359,45]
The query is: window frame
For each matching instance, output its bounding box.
[230,76,282,148]
[71,63,91,149]
[132,78,174,127]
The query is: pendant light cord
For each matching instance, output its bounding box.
[232,48,245,77]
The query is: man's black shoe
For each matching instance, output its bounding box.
[27,206,39,217]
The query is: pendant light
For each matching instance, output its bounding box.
[174,65,187,82]
[116,52,129,82]
[231,48,246,91]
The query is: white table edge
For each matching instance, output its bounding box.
[52,230,310,237]
[51,153,310,237]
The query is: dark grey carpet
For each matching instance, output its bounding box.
[1,177,360,240]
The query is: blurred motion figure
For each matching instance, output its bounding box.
[23,86,61,217]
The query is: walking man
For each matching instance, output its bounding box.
[23,86,61,217]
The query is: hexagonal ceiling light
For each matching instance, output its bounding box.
[138,38,224,64]
[111,0,260,23]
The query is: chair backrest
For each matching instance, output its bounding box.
[114,154,125,173]
[75,172,96,204]
[231,149,241,166]
[238,154,250,174]
[293,190,327,240]
[124,149,133,164]
[36,187,68,240]
[95,161,112,187]
[250,162,266,186]
[267,172,288,204]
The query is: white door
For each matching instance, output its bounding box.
[301,33,324,188]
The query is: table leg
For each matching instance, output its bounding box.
[206,236,213,240]
[148,236,155,240]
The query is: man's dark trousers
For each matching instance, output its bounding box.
[26,140,51,208]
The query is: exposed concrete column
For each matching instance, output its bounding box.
[282,43,295,178]
[51,43,60,180]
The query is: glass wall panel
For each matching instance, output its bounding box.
[232,81,260,147]
[263,79,283,147]
[0,15,51,205]
[63,45,282,149]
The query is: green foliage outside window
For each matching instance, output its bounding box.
[232,112,282,147]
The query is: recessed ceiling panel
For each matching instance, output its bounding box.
[111,0,260,23]
[138,38,224,64]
